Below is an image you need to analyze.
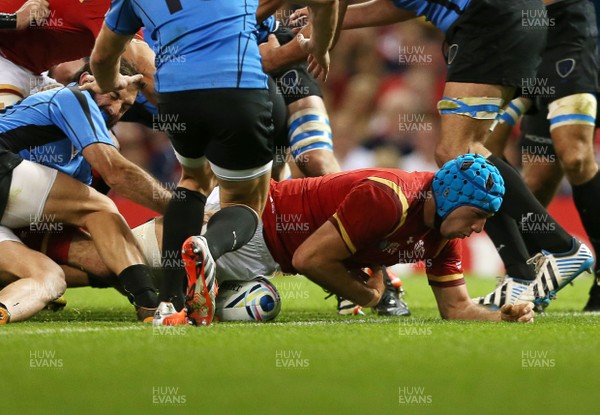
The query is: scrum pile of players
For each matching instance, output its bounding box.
[0,0,598,326]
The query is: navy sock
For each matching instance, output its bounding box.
[159,187,206,311]
[203,205,258,261]
[572,171,600,275]
[119,264,158,308]
[487,155,572,253]
[484,212,536,280]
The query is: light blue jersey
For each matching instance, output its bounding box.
[19,141,93,185]
[0,86,117,185]
[256,15,277,44]
[105,0,268,92]
[391,0,471,32]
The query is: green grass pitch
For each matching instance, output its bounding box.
[2,274,599,415]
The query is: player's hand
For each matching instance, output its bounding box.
[16,0,50,29]
[500,302,535,323]
[297,33,330,82]
[78,73,144,94]
[365,266,384,307]
[258,34,281,73]
[289,7,309,30]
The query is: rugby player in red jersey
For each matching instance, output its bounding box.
[0,0,154,108]
[19,154,534,322]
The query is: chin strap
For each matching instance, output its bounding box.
[433,213,444,231]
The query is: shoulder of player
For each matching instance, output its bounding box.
[359,170,433,203]
[48,86,101,114]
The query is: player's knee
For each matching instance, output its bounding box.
[42,272,67,302]
[84,192,121,217]
[560,150,595,183]
[27,260,66,301]
[434,144,453,167]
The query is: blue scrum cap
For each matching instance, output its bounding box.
[432,154,505,220]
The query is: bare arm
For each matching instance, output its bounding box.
[343,0,415,29]
[257,0,284,23]
[259,30,310,73]
[432,284,534,322]
[82,143,171,214]
[122,39,158,105]
[292,220,384,307]
[15,0,49,29]
[259,4,340,75]
[88,23,135,93]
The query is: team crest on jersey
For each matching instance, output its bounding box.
[555,58,576,79]
[379,240,400,255]
[414,240,425,258]
[447,44,459,65]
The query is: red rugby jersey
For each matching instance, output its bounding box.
[0,0,109,74]
[262,169,464,288]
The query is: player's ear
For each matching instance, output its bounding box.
[78,71,95,86]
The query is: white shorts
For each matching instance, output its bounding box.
[204,188,279,281]
[0,225,21,244]
[0,55,61,105]
[215,221,280,282]
[1,160,58,228]
[132,218,162,268]
[136,188,280,283]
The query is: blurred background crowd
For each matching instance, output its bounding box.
[114,15,600,199]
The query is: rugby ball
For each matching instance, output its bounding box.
[215,278,281,322]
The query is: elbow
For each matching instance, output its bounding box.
[100,164,128,191]
[292,245,319,276]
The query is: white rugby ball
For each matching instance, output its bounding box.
[215,278,281,322]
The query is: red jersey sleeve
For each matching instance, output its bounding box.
[426,239,465,287]
[329,179,406,254]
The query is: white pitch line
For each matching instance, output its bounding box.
[541,311,600,317]
[0,325,145,336]
[0,319,396,335]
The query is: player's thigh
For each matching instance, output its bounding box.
[436,82,509,163]
[218,173,271,216]
[41,167,118,225]
[0,160,58,228]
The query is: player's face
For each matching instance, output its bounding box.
[439,206,491,239]
[94,86,138,128]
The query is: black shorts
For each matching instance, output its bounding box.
[525,0,599,105]
[157,89,274,170]
[267,76,290,158]
[269,26,323,105]
[444,0,546,87]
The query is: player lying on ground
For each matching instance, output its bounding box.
[0,61,171,324]
[20,154,535,323]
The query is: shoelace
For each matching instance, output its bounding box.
[526,252,548,274]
